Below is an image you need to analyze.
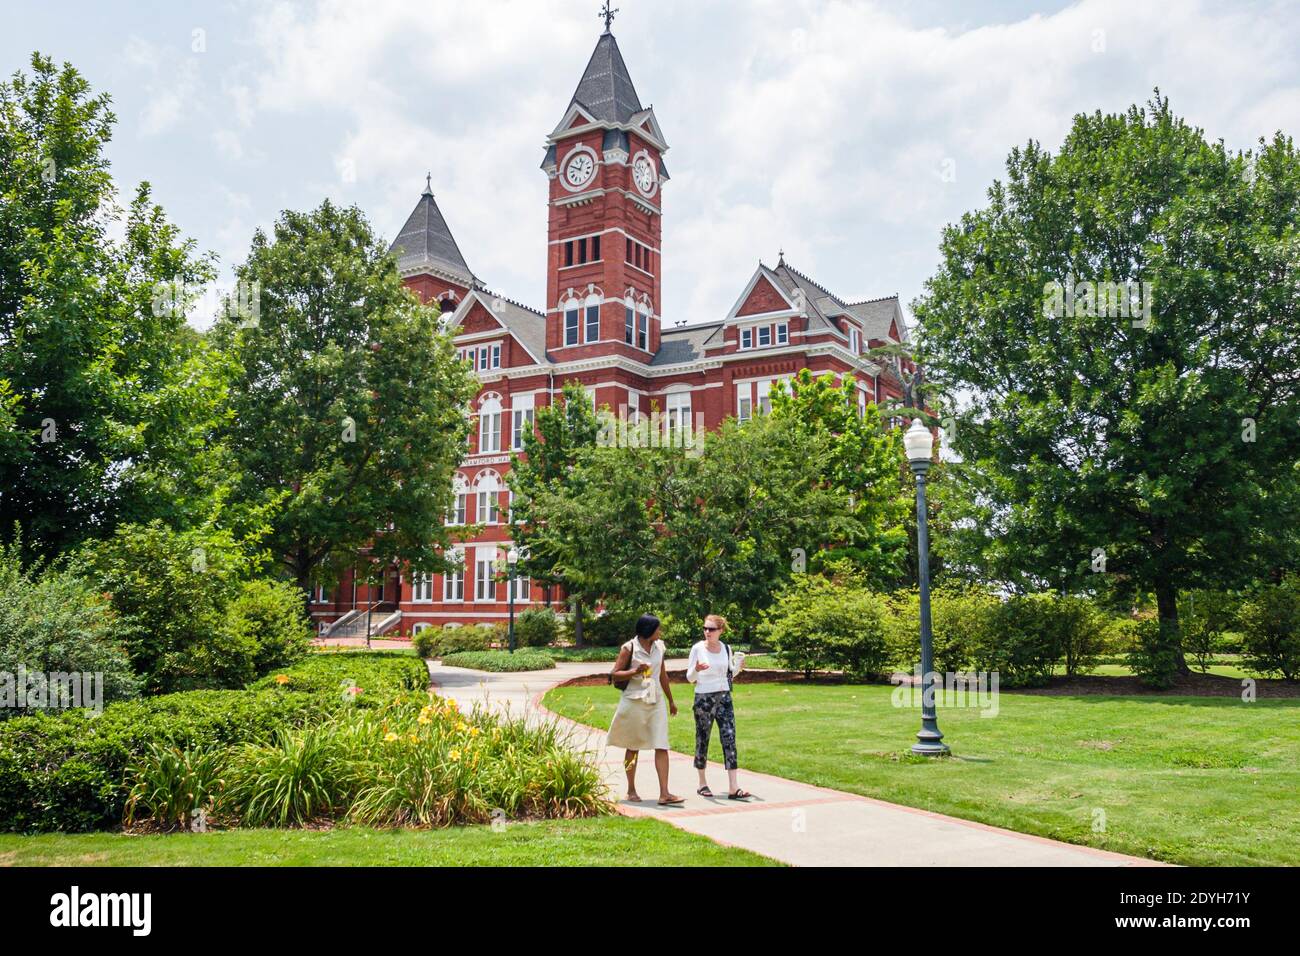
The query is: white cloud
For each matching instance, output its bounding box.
[98,0,1300,328]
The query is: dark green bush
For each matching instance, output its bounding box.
[433,627,490,655]
[411,628,438,658]
[0,652,426,832]
[0,538,141,717]
[759,577,891,678]
[583,606,639,646]
[514,607,559,647]
[1238,576,1300,680]
[1180,590,1241,672]
[1127,619,1182,689]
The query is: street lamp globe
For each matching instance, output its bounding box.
[904,418,933,463]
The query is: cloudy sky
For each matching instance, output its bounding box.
[7,0,1300,329]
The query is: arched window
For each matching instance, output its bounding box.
[478,396,502,453]
[561,295,581,346]
[624,295,636,345]
[474,470,501,525]
[584,291,601,343]
[637,301,650,350]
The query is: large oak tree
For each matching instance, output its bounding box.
[914,95,1300,671]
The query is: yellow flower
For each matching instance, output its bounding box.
[408,734,418,743]
[456,721,468,732]
[274,675,291,685]
[469,726,481,736]
[384,732,399,742]
[417,715,431,725]
[449,749,461,761]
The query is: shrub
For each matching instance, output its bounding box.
[80,521,265,693]
[440,651,557,672]
[433,627,490,656]
[583,606,639,646]
[411,628,438,658]
[0,537,141,717]
[249,651,428,699]
[1180,590,1241,671]
[759,577,890,679]
[222,579,313,676]
[514,607,559,647]
[883,586,1000,675]
[0,652,425,832]
[1238,577,1300,680]
[1127,619,1182,689]
[345,696,607,826]
[0,689,326,832]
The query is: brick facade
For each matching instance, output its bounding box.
[312,29,915,638]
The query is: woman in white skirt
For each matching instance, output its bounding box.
[608,614,683,805]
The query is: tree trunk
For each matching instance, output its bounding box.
[573,598,585,648]
[1154,577,1191,675]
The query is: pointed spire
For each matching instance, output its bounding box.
[389,179,472,281]
[562,29,643,124]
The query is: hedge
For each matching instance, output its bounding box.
[440,651,557,672]
[0,652,427,833]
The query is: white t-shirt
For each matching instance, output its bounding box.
[687,641,735,694]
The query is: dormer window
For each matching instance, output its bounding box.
[758,326,771,347]
[848,326,861,354]
[740,328,753,350]
[776,323,789,345]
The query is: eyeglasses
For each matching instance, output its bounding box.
[703,626,720,632]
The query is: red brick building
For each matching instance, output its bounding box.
[313,26,914,639]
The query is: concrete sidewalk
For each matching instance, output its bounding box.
[427,659,1163,867]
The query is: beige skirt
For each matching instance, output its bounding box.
[607,694,669,751]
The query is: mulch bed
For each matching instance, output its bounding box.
[558,667,1300,698]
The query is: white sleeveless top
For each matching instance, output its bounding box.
[622,638,665,704]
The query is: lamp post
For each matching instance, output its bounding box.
[506,547,520,653]
[904,418,949,756]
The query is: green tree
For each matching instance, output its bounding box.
[507,380,602,643]
[211,200,476,596]
[769,369,909,587]
[0,54,224,559]
[522,412,851,640]
[914,94,1300,673]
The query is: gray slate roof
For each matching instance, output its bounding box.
[390,185,473,281]
[845,297,907,343]
[564,32,643,125]
[651,322,723,366]
[472,292,548,364]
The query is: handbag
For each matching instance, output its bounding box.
[608,640,634,691]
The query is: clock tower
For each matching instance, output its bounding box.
[540,19,669,361]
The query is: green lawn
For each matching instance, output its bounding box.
[0,817,778,867]
[545,682,1300,866]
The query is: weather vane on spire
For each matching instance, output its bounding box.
[599,1,618,33]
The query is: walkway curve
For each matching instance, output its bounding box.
[427,658,1165,868]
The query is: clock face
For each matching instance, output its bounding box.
[633,156,656,195]
[565,153,595,188]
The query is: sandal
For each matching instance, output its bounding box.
[696,786,714,797]
[728,788,753,800]
[657,795,685,806]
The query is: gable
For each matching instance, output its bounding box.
[737,276,791,317]
[459,301,506,336]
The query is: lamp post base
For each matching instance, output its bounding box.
[912,729,951,757]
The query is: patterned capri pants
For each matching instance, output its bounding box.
[692,691,738,770]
